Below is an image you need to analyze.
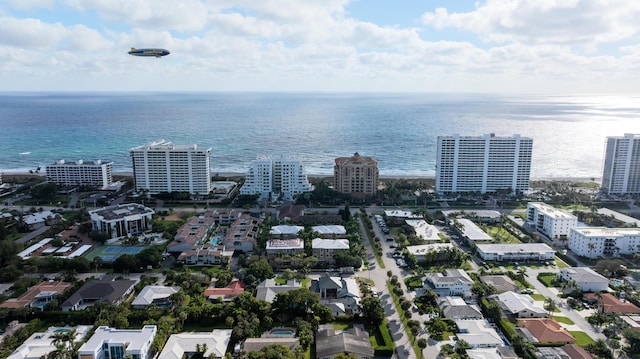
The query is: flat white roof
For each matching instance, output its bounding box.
[269,225,304,236]
[67,245,93,258]
[405,220,440,241]
[571,226,640,237]
[132,286,181,306]
[406,243,454,256]
[18,238,53,259]
[266,239,304,250]
[312,238,350,250]
[384,210,421,218]
[312,225,347,235]
[457,218,493,241]
[529,202,577,219]
[79,326,157,354]
[476,243,555,255]
[8,325,93,359]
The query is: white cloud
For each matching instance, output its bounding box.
[421,0,640,45]
[4,0,55,10]
[0,17,66,49]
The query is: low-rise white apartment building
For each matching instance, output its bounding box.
[558,267,609,292]
[569,227,640,259]
[46,159,113,189]
[89,203,154,238]
[424,269,474,297]
[526,202,578,240]
[312,238,350,265]
[78,325,157,359]
[476,243,556,262]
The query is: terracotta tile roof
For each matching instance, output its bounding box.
[562,344,594,359]
[584,293,640,314]
[517,318,575,344]
[0,281,73,308]
[204,280,245,297]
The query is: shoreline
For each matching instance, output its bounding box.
[0,170,601,183]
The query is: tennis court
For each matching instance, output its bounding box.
[84,245,145,262]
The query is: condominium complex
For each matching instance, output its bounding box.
[436,134,533,194]
[45,159,113,189]
[333,152,379,196]
[240,155,314,201]
[526,202,578,240]
[89,203,155,238]
[602,133,640,195]
[131,140,212,195]
[569,227,640,259]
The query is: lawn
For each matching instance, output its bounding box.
[570,331,594,346]
[554,316,575,325]
[485,227,522,244]
[530,294,546,301]
[555,257,570,268]
[537,274,556,287]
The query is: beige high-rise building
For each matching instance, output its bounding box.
[334,152,379,196]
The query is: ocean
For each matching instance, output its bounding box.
[1,92,639,179]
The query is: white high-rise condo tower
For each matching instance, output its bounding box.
[436,134,533,194]
[240,155,314,201]
[131,140,212,195]
[602,133,640,195]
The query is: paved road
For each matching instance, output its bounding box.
[357,215,417,359]
[524,266,605,342]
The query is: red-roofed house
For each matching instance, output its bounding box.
[0,281,72,309]
[204,280,245,302]
[562,344,594,359]
[517,318,576,344]
[584,293,640,314]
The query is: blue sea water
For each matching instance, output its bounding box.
[1,92,639,179]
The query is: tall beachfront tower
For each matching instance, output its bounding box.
[602,133,640,195]
[130,140,212,195]
[334,152,379,197]
[436,133,533,194]
[240,155,314,201]
[46,159,113,189]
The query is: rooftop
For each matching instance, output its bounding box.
[88,203,154,221]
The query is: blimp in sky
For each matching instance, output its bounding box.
[128,48,170,58]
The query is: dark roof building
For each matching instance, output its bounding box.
[315,324,374,359]
[61,275,136,311]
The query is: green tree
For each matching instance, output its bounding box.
[333,353,358,359]
[360,296,385,325]
[585,339,613,359]
[245,258,274,283]
[246,344,296,359]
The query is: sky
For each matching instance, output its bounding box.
[2,0,640,93]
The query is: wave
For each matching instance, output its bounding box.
[18,152,31,155]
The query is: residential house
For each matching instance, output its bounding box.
[315,324,374,359]
[312,238,350,265]
[406,243,455,262]
[437,296,483,320]
[495,291,547,318]
[424,269,474,297]
[0,281,72,309]
[536,345,594,359]
[454,320,504,348]
[243,328,299,355]
[584,293,640,314]
[255,278,302,303]
[204,280,245,302]
[479,275,521,294]
[61,276,136,311]
[7,325,92,359]
[22,211,62,231]
[467,347,518,359]
[404,220,441,242]
[77,325,157,359]
[517,318,575,344]
[158,330,232,359]
[312,275,360,316]
[558,267,609,292]
[131,285,181,309]
[276,204,306,222]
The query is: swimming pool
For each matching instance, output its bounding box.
[611,279,624,286]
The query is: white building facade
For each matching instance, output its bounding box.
[436,133,533,194]
[78,325,157,359]
[46,159,113,189]
[476,243,556,262]
[558,267,609,292]
[240,155,314,201]
[569,227,640,258]
[602,133,640,195]
[89,203,155,238]
[131,140,212,195]
[526,202,578,240]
